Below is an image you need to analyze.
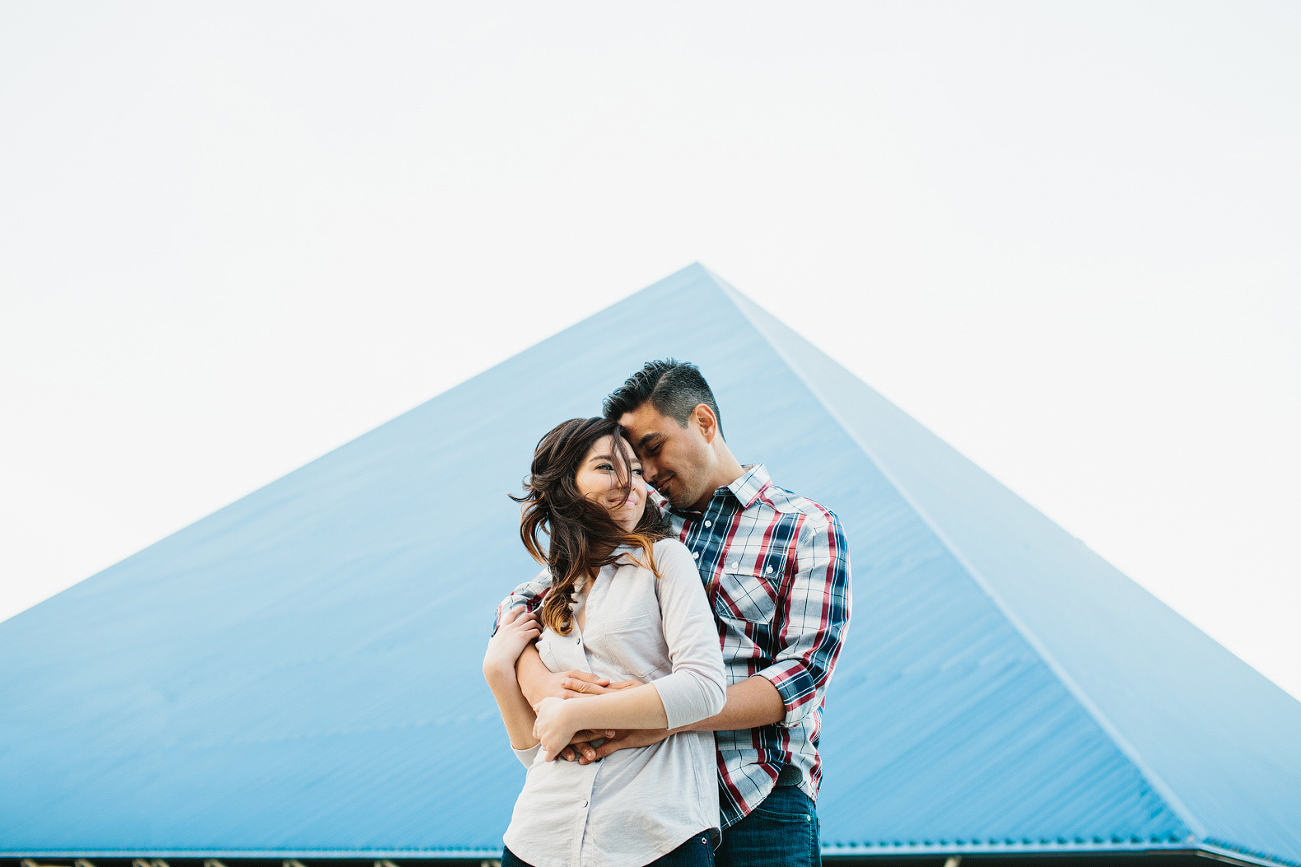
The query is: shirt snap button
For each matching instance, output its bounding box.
[693,552,700,559]
[704,520,712,527]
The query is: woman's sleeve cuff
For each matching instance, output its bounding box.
[512,743,541,768]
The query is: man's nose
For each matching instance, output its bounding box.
[642,459,661,487]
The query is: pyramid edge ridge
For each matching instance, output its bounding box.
[699,267,1208,843]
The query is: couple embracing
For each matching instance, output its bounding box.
[484,359,852,867]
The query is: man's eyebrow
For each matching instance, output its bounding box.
[636,432,658,449]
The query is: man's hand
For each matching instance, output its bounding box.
[553,728,616,763]
[571,727,672,764]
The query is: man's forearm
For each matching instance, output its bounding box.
[678,675,785,732]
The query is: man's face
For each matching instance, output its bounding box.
[618,402,715,511]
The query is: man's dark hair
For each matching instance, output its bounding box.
[603,359,724,438]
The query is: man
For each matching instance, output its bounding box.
[498,359,851,866]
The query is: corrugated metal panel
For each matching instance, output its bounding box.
[1,264,1297,864]
[725,274,1301,863]
[815,477,1187,847]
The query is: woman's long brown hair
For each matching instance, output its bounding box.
[512,417,670,635]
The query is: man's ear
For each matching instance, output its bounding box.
[693,404,719,444]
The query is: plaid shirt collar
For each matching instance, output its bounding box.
[668,463,771,518]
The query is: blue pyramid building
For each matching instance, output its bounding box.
[3,265,1299,867]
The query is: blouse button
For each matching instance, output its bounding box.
[581,799,589,808]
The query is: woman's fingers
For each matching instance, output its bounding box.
[499,606,536,635]
[497,608,540,647]
[563,670,610,687]
[501,608,538,628]
[561,677,615,695]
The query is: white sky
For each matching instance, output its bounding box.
[2,2,1298,700]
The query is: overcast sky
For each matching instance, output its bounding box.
[2,2,1298,700]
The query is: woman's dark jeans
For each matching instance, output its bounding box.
[503,831,714,867]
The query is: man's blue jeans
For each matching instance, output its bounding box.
[715,785,820,867]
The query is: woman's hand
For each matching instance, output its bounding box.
[559,675,643,695]
[483,607,541,682]
[533,696,580,761]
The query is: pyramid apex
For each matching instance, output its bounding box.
[2,266,1299,866]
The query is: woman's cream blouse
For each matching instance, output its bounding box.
[503,538,727,867]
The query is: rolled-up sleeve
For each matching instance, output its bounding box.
[755,509,851,727]
[648,540,727,730]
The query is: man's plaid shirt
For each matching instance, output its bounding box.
[496,464,852,828]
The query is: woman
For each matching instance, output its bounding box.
[483,417,726,867]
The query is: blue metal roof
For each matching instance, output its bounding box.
[2,264,1298,864]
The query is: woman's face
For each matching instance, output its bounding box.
[574,434,646,532]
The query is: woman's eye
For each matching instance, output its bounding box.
[632,468,644,476]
